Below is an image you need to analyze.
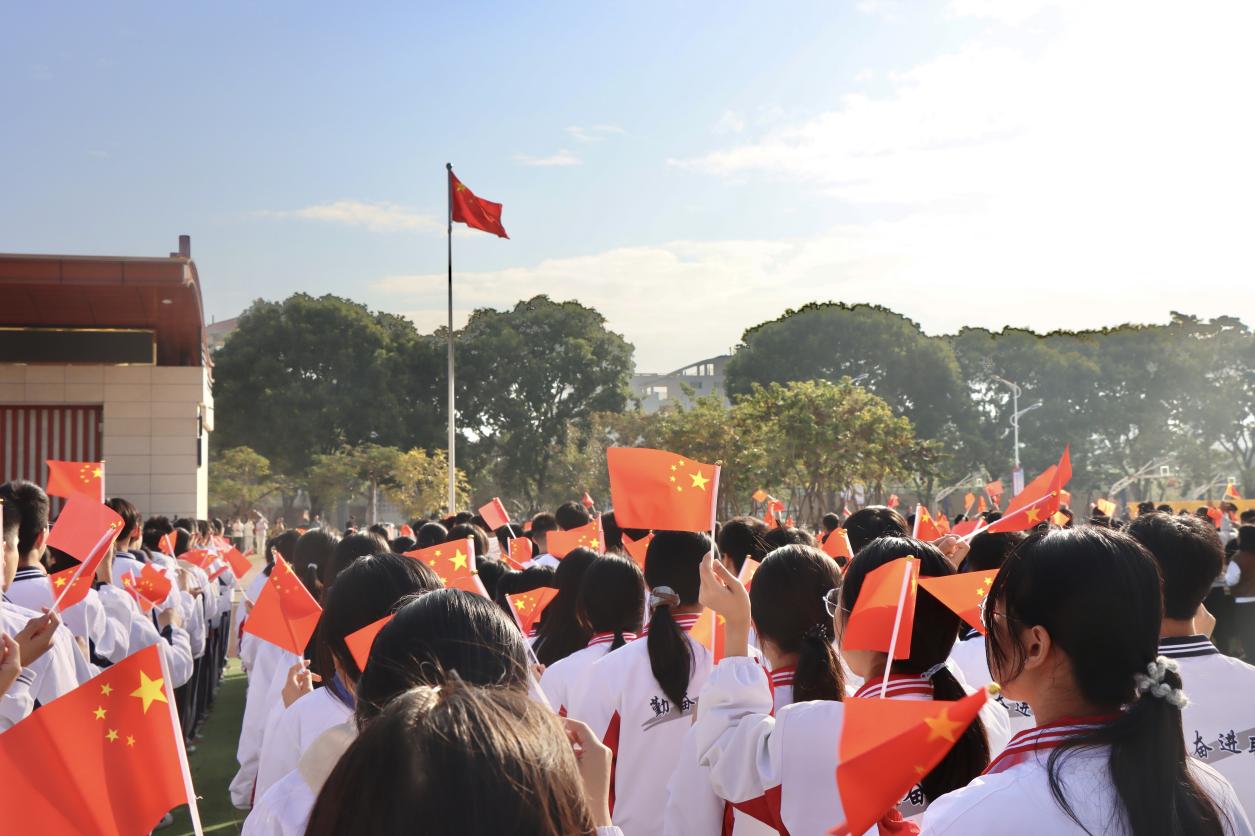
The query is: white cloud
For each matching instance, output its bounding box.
[513,150,582,167]
[946,0,1056,23]
[565,124,625,143]
[713,110,746,135]
[259,200,439,232]
[855,1,906,21]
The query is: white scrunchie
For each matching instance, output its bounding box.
[1133,656,1190,708]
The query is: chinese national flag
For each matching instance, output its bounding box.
[134,563,173,608]
[548,520,602,559]
[404,539,489,597]
[208,565,228,582]
[224,546,252,578]
[449,169,508,238]
[505,536,533,570]
[950,518,983,539]
[737,557,761,590]
[912,505,943,541]
[918,569,999,635]
[962,492,976,513]
[764,509,779,530]
[242,556,323,655]
[46,497,123,564]
[45,459,105,502]
[479,498,511,531]
[623,532,653,569]
[177,549,214,569]
[985,446,1072,534]
[977,496,987,514]
[345,614,394,673]
[607,447,720,532]
[829,690,987,836]
[690,609,729,663]
[1225,483,1243,501]
[935,512,951,535]
[121,574,155,614]
[752,489,770,504]
[822,528,853,562]
[399,524,415,539]
[767,498,785,515]
[841,557,918,660]
[0,645,198,836]
[985,480,1004,505]
[507,587,559,635]
[49,564,97,612]
[158,532,177,557]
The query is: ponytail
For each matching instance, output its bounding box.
[793,623,844,703]
[610,630,629,651]
[646,590,693,708]
[918,665,990,801]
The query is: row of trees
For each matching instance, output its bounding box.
[209,293,1255,521]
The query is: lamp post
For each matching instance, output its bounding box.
[991,375,1041,493]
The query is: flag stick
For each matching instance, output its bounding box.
[51,526,116,611]
[958,491,1058,543]
[445,162,457,516]
[158,645,205,836]
[709,465,722,569]
[879,559,915,699]
[911,504,922,539]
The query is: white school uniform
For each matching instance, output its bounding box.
[694,658,1012,835]
[949,629,1035,735]
[541,631,637,715]
[0,598,90,706]
[254,682,355,800]
[569,612,713,836]
[921,718,1253,834]
[663,666,795,836]
[231,637,301,807]
[8,568,129,665]
[1160,634,1255,817]
[243,721,356,836]
[95,581,195,688]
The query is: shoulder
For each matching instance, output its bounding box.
[921,769,1039,833]
[1189,760,1252,832]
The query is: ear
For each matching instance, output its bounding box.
[1018,624,1053,674]
[35,527,49,555]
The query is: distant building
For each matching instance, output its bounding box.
[630,354,731,414]
[206,317,239,352]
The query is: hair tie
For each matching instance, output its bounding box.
[922,662,948,680]
[804,622,831,641]
[1133,656,1189,708]
[649,586,680,611]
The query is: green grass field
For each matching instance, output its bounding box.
[168,658,248,835]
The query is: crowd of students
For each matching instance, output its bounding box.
[5,477,1255,835]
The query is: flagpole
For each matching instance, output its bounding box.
[446,162,457,515]
[879,559,915,699]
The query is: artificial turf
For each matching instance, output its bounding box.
[168,658,248,835]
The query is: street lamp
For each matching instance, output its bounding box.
[991,375,1041,491]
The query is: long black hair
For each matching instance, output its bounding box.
[532,547,599,666]
[840,536,990,801]
[578,554,645,651]
[750,544,845,702]
[644,530,710,708]
[985,527,1227,836]
[717,516,772,574]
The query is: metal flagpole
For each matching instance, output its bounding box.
[446,163,457,515]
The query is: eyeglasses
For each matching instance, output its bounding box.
[822,588,841,618]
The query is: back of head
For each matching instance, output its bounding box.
[529,513,558,537]
[390,536,417,554]
[266,528,301,564]
[445,523,488,559]
[554,501,591,531]
[644,531,711,708]
[821,512,840,534]
[960,531,1026,574]
[533,548,600,666]
[717,516,771,573]
[319,553,441,682]
[578,554,645,649]
[1239,524,1255,553]
[325,531,389,588]
[106,496,141,545]
[750,544,844,701]
[1126,512,1222,620]
[843,506,908,553]
[0,481,49,556]
[985,526,1226,836]
[841,536,986,799]
[600,511,623,553]
[763,526,816,551]
[367,523,390,541]
[416,522,448,549]
[354,588,529,726]
[173,527,192,556]
[307,683,595,836]
[294,528,341,596]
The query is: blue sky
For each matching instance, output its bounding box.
[4,1,1252,370]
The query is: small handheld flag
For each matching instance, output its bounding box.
[45,459,105,502]
[547,519,603,559]
[404,538,489,597]
[241,555,323,655]
[344,614,394,674]
[607,447,720,533]
[842,557,918,664]
[478,498,511,531]
[918,569,999,635]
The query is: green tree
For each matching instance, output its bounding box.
[383,448,469,520]
[456,295,634,510]
[209,446,278,517]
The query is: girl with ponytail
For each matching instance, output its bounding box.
[540,554,645,715]
[923,526,1250,835]
[692,537,1010,834]
[569,531,712,836]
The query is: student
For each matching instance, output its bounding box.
[842,505,909,552]
[529,513,561,569]
[922,527,1251,835]
[244,588,532,836]
[693,537,1010,834]
[1230,525,1255,659]
[533,547,600,665]
[541,554,645,714]
[0,500,62,730]
[306,682,621,836]
[556,500,593,531]
[569,531,713,836]
[950,530,1035,732]
[415,521,447,549]
[664,544,844,836]
[716,516,772,575]
[1127,512,1255,815]
[252,553,440,799]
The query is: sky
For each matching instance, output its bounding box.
[3,0,1253,372]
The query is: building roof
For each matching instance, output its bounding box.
[0,248,207,366]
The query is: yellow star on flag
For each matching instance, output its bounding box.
[450,550,468,571]
[924,707,963,742]
[1025,508,1041,523]
[106,729,119,742]
[54,577,67,588]
[126,735,136,747]
[93,706,106,720]
[92,466,103,479]
[100,684,113,696]
[130,670,168,714]
[689,471,710,491]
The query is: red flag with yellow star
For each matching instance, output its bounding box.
[46,496,123,565]
[507,587,559,636]
[242,555,323,655]
[912,505,943,541]
[505,536,533,570]
[828,690,987,836]
[984,446,1072,535]
[1225,482,1243,501]
[841,556,918,660]
[134,563,173,608]
[345,614,394,674]
[822,528,853,563]
[738,557,761,591]
[121,572,155,614]
[690,608,729,662]
[607,447,720,532]
[623,531,653,569]
[918,569,999,635]
[0,644,200,836]
[449,169,508,238]
[404,538,488,597]
[548,519,603,559]
[478,498,511,531]
[45,459,105,502]
[223,546,252,578]
[177,549,215,569]
[48,564,97,611]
